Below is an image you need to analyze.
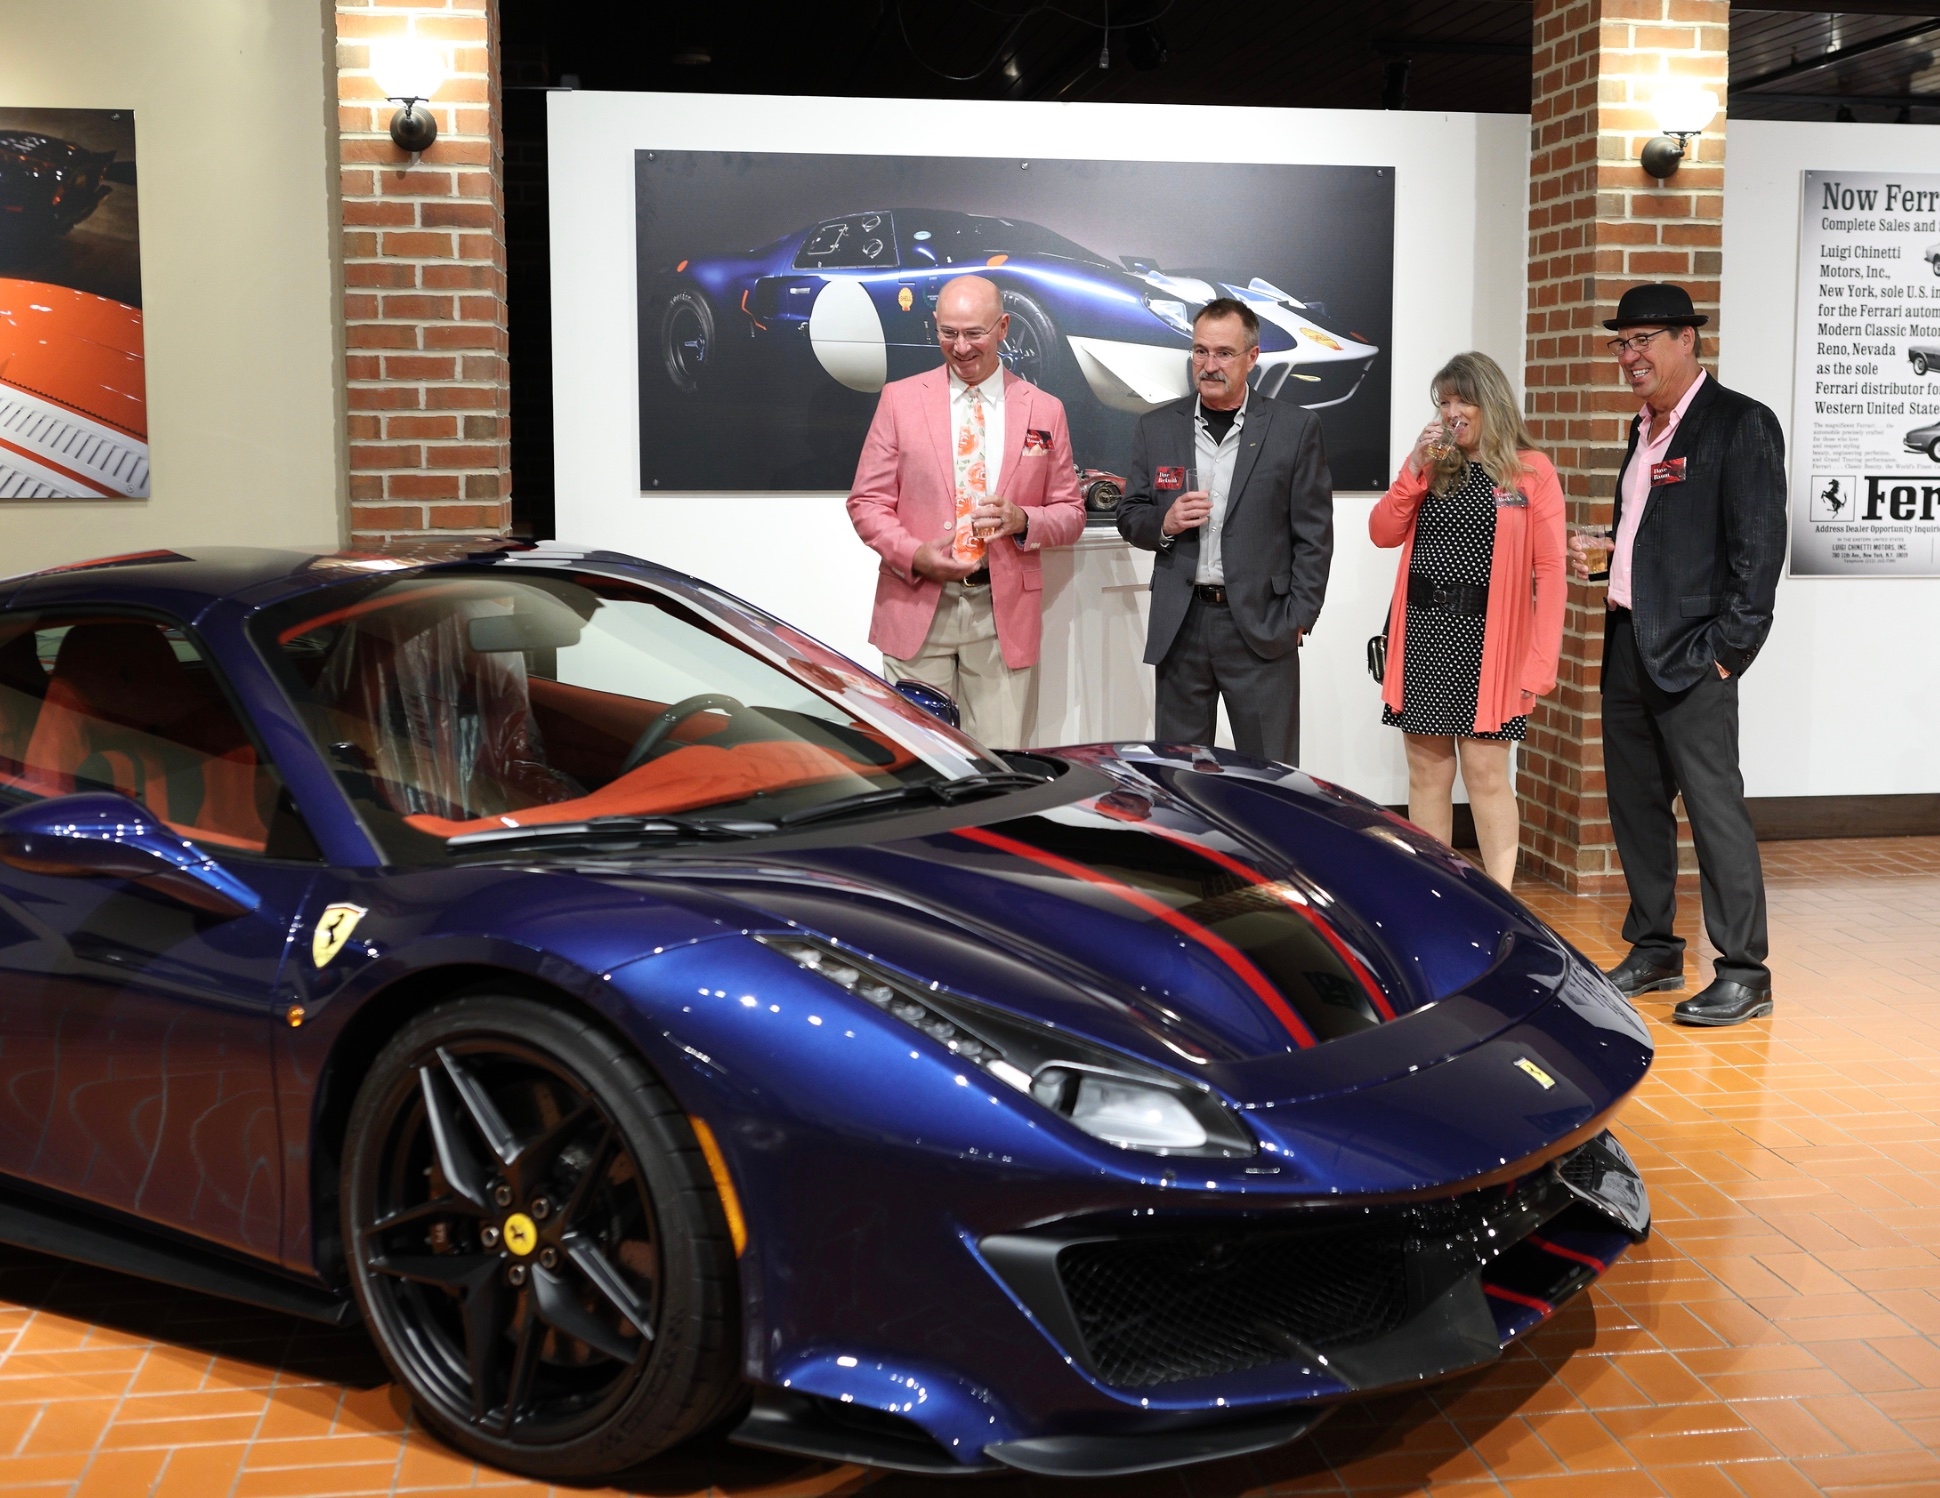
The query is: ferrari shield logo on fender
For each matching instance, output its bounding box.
[1514,1056,1557,1090]
[313,903,368,969]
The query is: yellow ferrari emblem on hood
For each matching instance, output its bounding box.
[1514,1056,1557,1090]
[312,903,368,969]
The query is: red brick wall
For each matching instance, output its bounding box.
[1521,0,1728,891]
[335,0,510,544]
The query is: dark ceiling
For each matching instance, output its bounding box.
[500,2,1940,121]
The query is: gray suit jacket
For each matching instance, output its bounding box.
[1116,392,1334,664]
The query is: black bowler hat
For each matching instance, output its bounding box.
[1603,282,1709,330]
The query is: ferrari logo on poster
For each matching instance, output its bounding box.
[313,903,368,969]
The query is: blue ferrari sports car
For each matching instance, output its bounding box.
[653,208,1381,415]
[0,544,1649,1481]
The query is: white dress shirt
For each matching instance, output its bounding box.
[1193,390,1250,586]
[949,366,1006,497]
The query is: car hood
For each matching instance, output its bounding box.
[575,747,1586,1110]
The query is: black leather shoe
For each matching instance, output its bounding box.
[1605,950,1684,998]
[1672,978,1774,1027]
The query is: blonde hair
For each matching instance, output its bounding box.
[1427,352,1541,496]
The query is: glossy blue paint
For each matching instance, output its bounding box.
[0,546,1652,1467]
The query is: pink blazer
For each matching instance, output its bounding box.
[1369,451,1566,735]
[846,367,1087,669]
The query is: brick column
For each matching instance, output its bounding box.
[335,0,510,544]
[1521,0,1727,892]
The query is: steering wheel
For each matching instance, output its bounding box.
[619,694,744,775]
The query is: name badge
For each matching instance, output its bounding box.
[1156,465,1185,490]
[1022,428,1052,454]
[1492,485,1528,508]
[1650,458,1686,487]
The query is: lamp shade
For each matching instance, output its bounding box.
[1653,85,1719,136]
[370,37,449,102]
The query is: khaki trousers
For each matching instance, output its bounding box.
[882,582,1037,750]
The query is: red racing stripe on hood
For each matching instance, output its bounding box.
[1089,800,1398,1022]
[954,823,1318,1049]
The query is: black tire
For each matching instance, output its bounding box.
[1928,437,1940,463]
[1915,354,1931,376]
[343,995,741,1479]
[660,289,729,397]
[999,290,1069,394]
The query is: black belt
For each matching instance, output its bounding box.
[1192,583,1228,605]
[961,567,990,587]
[1407,574,1488,615]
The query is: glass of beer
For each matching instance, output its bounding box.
[1569,523,1614,578]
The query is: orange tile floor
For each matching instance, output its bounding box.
[0,836,1935,1497]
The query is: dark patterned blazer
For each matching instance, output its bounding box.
[1610,375,1787,691]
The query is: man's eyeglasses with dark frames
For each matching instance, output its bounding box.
[1606,329,1673,356]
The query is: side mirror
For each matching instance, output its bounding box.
[0,793,262,919]
[891,679,960,729]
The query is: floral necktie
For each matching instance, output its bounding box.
[952,387,987,564]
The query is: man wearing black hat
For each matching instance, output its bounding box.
[1568,283,1786,1026]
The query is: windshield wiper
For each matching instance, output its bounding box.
[775,771,1046,829]
[447,813,780,852]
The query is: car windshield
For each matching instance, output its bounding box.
[897,212,1110,268]
[253,567,1009,861]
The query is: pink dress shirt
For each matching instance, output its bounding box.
[1609,369,1706,609]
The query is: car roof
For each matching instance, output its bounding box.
[0,541,669,620]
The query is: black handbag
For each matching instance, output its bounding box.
[1367,628,1388,684]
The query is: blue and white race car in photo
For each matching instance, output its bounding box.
[650,209,1381,415]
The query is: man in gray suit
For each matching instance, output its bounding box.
[1116,298,1334,763]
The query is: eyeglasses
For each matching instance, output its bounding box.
[937,325,999,343]
[1606,329,1671,356]
[1191,347,1250,364]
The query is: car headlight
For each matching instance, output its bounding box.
[1142,294,1195,336]
[759,935,1253,1157]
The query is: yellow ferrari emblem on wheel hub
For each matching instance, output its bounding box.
[502,1212,538,1256]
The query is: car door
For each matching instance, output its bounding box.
[0,606,322,1259]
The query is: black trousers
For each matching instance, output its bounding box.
[1601,608,1770,986]
[1155,597,1300,764]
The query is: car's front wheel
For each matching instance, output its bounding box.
[1000,290,1067,393]
[343,995,742,1479]
[1928,437,1940,462]
[1915,353,1931,376]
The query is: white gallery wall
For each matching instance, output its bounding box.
[548,92,1529,808]
[1723,118,1940,798]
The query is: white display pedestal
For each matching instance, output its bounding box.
[1033,526,1154,748]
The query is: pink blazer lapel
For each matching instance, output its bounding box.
[994,373,1030,501]
[918,368,956,498]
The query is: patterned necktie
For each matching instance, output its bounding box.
[952,387,987,563]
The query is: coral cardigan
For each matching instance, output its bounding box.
[1369,451,1567,735]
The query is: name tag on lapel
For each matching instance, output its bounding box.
[1156,465,1185,490]
[1650,458,1686,487]
[1022,428,1052,455]
[1492,485,1528,508]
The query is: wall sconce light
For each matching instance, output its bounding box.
[1641,86,1719,178]
[370,37,449,154]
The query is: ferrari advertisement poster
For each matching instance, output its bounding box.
[1791,168,1940,576]
[635,151,1394,493]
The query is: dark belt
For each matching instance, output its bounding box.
[1192,583,1228,606]
[961,567,990,587]
[1407,574,1488,615]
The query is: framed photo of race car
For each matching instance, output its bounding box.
[0,107,147,502]
[635,151,1393,493]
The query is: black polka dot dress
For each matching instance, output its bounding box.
[1382,461,1526,742]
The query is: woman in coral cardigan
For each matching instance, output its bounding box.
[1370,352,1565,886]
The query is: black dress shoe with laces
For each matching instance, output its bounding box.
[1672,978,1773,1027]
[1605,950,1685,998]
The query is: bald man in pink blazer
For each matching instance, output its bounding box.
[846,276,1086,748]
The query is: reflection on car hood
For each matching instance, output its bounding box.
[579,746,1575,1108]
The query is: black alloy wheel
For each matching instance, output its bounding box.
[344,996,742,1478]
[999,290,1065,392]
[661,289,723,396]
